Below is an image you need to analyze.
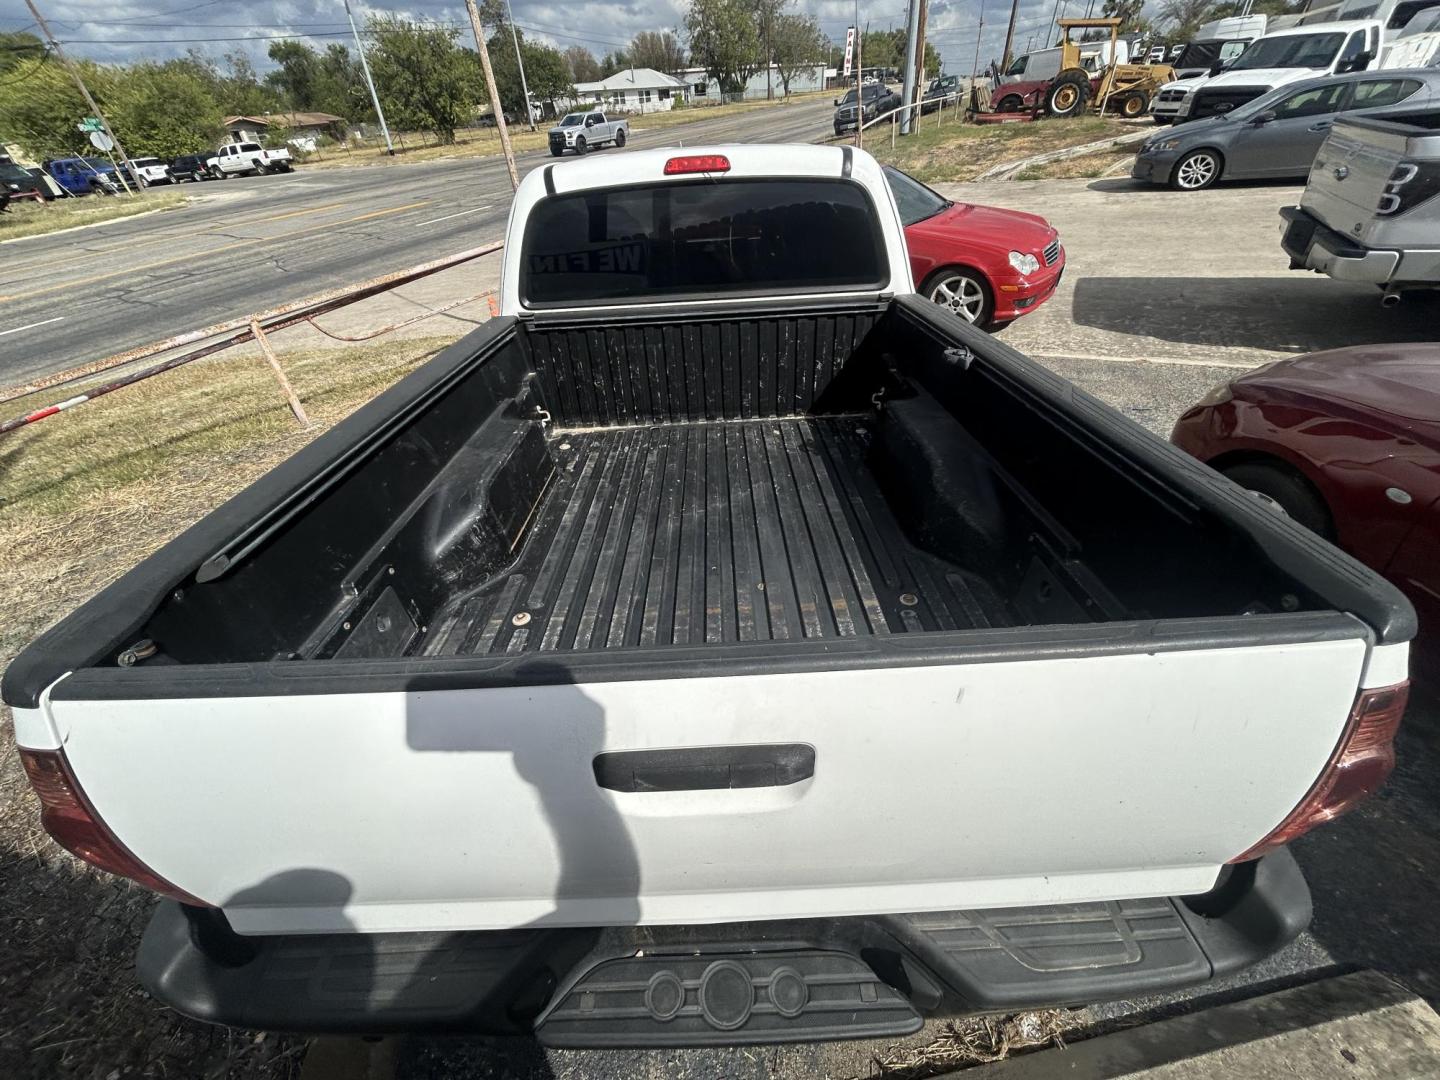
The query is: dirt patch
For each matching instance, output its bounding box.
[0,191,187,243]
[0,335,453,1079]
[867,116,1135,183]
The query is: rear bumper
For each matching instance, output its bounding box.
[1280,205,1401,284]
[138,850,1311,1045]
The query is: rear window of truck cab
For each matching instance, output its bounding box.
[521,177,888,306]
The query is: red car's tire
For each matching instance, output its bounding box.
[921,267,995,331]
[1221,461,1335,540]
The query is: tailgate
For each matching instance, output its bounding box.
[43,631,1376,934]
[1301,122,1406,243]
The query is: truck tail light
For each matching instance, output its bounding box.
[1230,682,1408,863]
[1376,160,1440,217]
[18,747,211,906]
[664,154,731,175]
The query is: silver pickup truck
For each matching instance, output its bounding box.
[1281,109,1440,304]
[548,110,629,156]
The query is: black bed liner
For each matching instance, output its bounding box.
[424,417,1012,657]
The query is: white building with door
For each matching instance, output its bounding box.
[568,68,690,114]
[678,64,830,101]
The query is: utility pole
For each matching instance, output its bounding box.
[914,0,928,115]
[970,0,984,83]
[463,0,520,190]
[503,0,535,131]
[343,0,394,154]
[1000,0,1021,70]
[900,0,921,135]
[24,0,134,194]
[764,0,774,99]
[853,1,863,148]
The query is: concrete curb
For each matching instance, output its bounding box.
[965,970,1440,1078]
[976,128,1151,182]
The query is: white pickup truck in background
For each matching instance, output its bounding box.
[8,143,1414,1048]
[547,110,629,156]
[1158,20,1386,125]
[205,141,294,178]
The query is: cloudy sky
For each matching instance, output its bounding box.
[0,0,1089,78]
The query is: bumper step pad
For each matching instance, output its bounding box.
[538,948,921,1047]
[140,853,1309,1044]
[892,898,1210,1009]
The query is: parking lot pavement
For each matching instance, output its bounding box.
[931,177,1440,369]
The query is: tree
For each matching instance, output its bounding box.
[1155,0,1216,42]
[685,0,763,94]
[564,45,602,82]
[1101,0,1151,31]
[0,54,93,157]
[266,40,319,111]
[109,62,224,157]
[0,29,46,76]
[486,28,575,116]
[366,16,476,143]
[217,50,283,116]
[629,30,687,73]
[770,13,824,95]
[600,49,631,75]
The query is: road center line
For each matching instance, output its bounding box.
[0,316,66,337]
[413,206,493,227]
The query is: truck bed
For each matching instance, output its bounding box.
[425,417,1012,657]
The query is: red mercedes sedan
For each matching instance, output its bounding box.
[1172,343,1440,674]
[883,166,1065,331]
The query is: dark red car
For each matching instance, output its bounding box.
[883,166,1065,331]
[1172,344,1440,672]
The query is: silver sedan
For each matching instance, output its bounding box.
[1131,69,1440,191]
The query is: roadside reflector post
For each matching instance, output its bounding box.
[249,320,309,427]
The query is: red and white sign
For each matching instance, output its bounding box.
[842,27,856,77]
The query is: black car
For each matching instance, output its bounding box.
[921,75,961,114]
[0,161,46,205]
[833,83,902,135]
[169,154,212,182]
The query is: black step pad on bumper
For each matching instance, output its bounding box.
[538,949,921,1047]
[138,851,1309,1043]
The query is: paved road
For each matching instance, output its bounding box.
[0,100,836,386]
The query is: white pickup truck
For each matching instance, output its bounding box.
[1157,20,1385,125]
[547,110,629,156]
[8,144,1414,1047]
[205,141,294,179]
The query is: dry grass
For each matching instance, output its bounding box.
[864,1010,1076,1076]
[867,115,1133,184]
[302,92,832,170]
[0,336,451,1078]
[0,190,187,242]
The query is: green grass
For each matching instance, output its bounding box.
[0,189,187,242]
[865,114,1132,183]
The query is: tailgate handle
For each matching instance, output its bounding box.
[592,744,815,793]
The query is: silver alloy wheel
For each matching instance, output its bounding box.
[1176,151,1218,189]
[928,272,987,323]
